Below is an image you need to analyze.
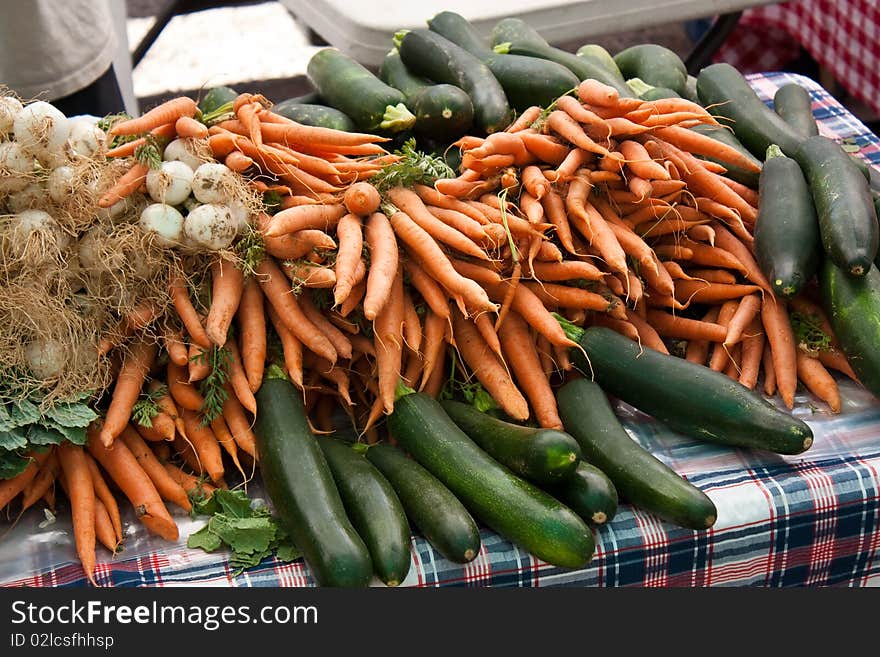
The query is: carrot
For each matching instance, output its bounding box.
[674,280,762,305]
[0,452,49,509]
[281,261,337,288]
[180,409,225,485]
[298,292,353,360]
[592,197,658,274]
[163,325,189,367]
[93,498,120,553]
[21,451,60,512]
[163,463,216,502]
[566,175,627,274]
[402,288,423,354]
[256,116,389,147]
[797,351,841,413]
[646,310,727,342]
[546,111,612,156]
[225,337,258,415]
[762,295,798,409]
[523,281,625,317]
[167,360,205,412]
[120,425,192,512]
[592,314,640,342]
[719,175,760,207]
[175,115,208,139]
[520,165,551,200]
[499,313,564,428]
[374,267,405,414]
[724,294,762,346]
[577,78,620,107]
[97,300,162,356]
[555,95,607,129]
[267,304,303,388]
[818,348,859,382]
[624,308,669,353]
[134,409,176,442]
[221,384,258,459]
[651,126,762,174]
[57,443,96,584]
[676,240,747,273]
[85,454,122,543]
[172,434,202,473]
[255,257,337,364]
[98,162,149,208]
[87,424,178,541]
[679,268,737,285]
[104,122,176,157]
[210,413,245,478]
[739,317,765,390]
[528,259,605,282]
[709,300,741,372]
[619,140,671,180]
[342,181,380,216]
[419,310,448,392]
[100,338,157,447]
[551,148,592,183]
[263,203,346,238]
[333,213,364,306]
[711,223,773,291]
[111,96,198,136]
[506,106,542,132]
[391,210,497,315]
[482,279,576,348]
[169,274,211,348]
[224,149,254,172]
[188,341,211,383]
[357,211,400,320]
[452,308,529,421]
[519,131,571,165]
[237,278,266,393]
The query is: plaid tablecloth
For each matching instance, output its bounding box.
[717,1,880,116]
[2,72,880,588]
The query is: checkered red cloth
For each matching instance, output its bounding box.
[716,1,880,116]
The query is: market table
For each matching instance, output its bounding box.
[2,72,880,588]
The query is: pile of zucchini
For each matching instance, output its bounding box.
[696,64,880,397]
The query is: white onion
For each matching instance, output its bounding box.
[0,140,35,193]
[67,120,106,159]
[13,101,70,161]
[25,337,66,379]
[163,138,203,170]
[0,96,23,136]
[191,162,234,204]
[47,165,75,204]
[6,182,46,213]
[15,209,70,249]
[183,203,236,250]
[139,203,184,246]
[146,160,193,206]
[77,225,103,270]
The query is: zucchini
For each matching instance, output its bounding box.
[547,461,619,528]
[276,90,322,105]
[689,123,761,188]
[397,29,512,134]
[820,260,880,397]
[389,391,595,569]
[253,378,372,587]
[576,44,627,87]
[440,400,581,485]
[794,135,878,277]
[559,322,814,455]
[639,87,682,101]
[753,145,821,298]
[364,442,481,564]
[557,379,717,530]
[613,44,687,96]
[683,74,700,103]
[306,48,416,133]
[198,85,237,115]
[379,48,475,140]
[489,18,632,97]
[270,101,356,132]
[696,62,804,158]
[428,11,579,112]
[773,83,819,137]
[317,438,411,587]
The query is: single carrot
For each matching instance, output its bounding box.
[119,425,192,512]
[539,189,576,253]
[181,409,225,485]
[98,162,149,208]
[523,281,625,317]
[163,463,216,501]
[651,125,762,174]
[566,175,627,274]
[402,288,423,354]
[169,274,211,348]
[281,261,337,288]
[419,310,448,392]
[333,212,364,306]
[100,338,157,447]
[374,267,405,414]
[528,259,605,282]
[404,258,451,319]
[110,96,198,136]
[188,341,211,383]
[298,292,353,361]
[624,308,669,354]
[680,268,738,284]
[94,498,121,554]
[507,106,542,132]
[87,424,178,541]
[210,413,245,478]
[499,312,563,428]
[546,111,612,156]
[0,452,49,509]
[263,204,346,238]
[739,316,765,390]
[483,279,576,348]
[724,294,762,346]
[162,325,189,367]
[255,257,337,364]
[362,211,400,320]
[518,131,571,165]
[225,149,254,173]
[133,409,176,442]
[711,223,773,291]
[761,295,798,409]
[593,314,640,341]
[674,280,762,305]
[577,78,620,107]
[85,454,122,543]
[221,384,258,459]
[237,278,266,394]
[21,451,60,512]
[797,351,841,413]
[552,147,592,182]
[225,337,258,415]
[709,300,741,372]
[57,443,96,584]
[167,361,204,413]
[175,115,208,139]
[646,310,727,342]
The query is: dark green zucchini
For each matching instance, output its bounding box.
[270,100,356,132]
[306,48,415,133]
[557,379,717,530]
[253,378,372,587]
[440,400,581,485]
[754,145,821,298]
[684,74,700,103]
[820,261,880,397]
[547,461,619,528]
[198,85,237,115]
[489,18,632,97]
[696,63,804,158]
[317,438,411,587]
[397,29,512,134]
[689,123,762,188]
[276,90,322,105]
[639,86,682,101]
[773,83,819,137]
[794,135,878,277]
[428,11,579,112]
[364,442,481,564]
[389,391,595,569]
[379,48,475,140]
[613,44,688,96]
[576,44,627,87]
[558,322,814,455]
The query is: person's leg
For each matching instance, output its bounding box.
[51,65,126,118]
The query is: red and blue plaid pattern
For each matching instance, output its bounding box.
[2,73,880,588]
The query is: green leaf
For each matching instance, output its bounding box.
[212,516,277,555]
[45,422,87,446]
[9,399,40,428]
[274,542,301,563]
[187,524,223,552]
[472,387,499,413]
[0,404,14,433]
[26,424,65,446]
[0,428,28,451]
[46,402,99,428]
[0,451,31,479]
[213,489,255,519]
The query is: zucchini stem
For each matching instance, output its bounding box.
[379,103,417,132]
[766,144,785,160]
[625,77,654,97]
[392,29,410,50]
[395,379,416,401]
[492,42,512,54]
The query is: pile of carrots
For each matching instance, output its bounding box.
[0,77,861,584]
